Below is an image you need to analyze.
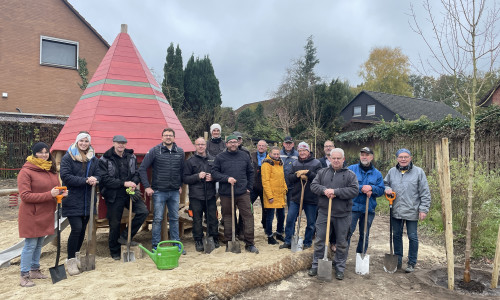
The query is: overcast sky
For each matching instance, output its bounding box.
[70,0,434,110]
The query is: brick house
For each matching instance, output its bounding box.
[477,80,500,107]
[0,0,109,115]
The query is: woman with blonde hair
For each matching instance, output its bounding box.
[60,132,99,275]
[18,142,67,287]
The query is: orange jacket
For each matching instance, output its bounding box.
[261,155,287,209]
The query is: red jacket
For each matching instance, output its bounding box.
[17,161,59,238]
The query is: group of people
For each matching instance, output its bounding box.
[16,123,431,287]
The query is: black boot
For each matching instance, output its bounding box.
[268,236,278,245]
[213,237,220,249]
[195,240,204,252]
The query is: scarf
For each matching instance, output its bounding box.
[67,142,95,162]
[26,155,53,171]
[257,152,267,166]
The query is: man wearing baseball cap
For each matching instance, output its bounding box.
[347,147,385,257]
[212,135,258,253]
[280,136,298,208]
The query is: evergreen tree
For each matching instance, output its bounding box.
[162,43,184,111]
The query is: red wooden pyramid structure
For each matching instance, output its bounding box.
[52,25,194,154]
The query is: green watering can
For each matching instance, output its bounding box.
[139,241,184,270]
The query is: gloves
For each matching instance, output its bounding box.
[300,175,308,181]
[295,170,309,177]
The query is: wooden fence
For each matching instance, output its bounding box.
[0,122,64,178]
[336,134,499,174]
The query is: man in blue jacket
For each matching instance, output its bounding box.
[138,128,185,253]
[280,136,298,208]
[347,147,385,255]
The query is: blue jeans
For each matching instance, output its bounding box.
[392,218,419,266]
[20,237,44,274]
[284,201,317,246]
[152,190,180,248]
[347,211,375,254]
[265,208,285,237]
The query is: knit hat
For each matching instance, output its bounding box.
[297,142,310,152]
[396,148,411,157]
[75,132,91,144]
[32,142,50,156]
[210,123,221,134]
[226,135,238,142]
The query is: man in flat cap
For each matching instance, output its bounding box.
[384,148,431,273]
[280,136,298,208]
[347,147,385,256]
[99,135,148,260]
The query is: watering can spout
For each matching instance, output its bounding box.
[138,245,156,263]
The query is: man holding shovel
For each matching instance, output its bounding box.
[384,148,431,273]
[347,147,385,255]
[310,148,358,280]
[99,135,148,260]
[183,137,219,252]
[212,135,258,254]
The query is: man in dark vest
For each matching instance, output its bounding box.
[139,128,185,254]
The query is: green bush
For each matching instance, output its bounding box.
[426,159,500,258]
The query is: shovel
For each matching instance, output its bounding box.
[355,195,370,275]
[203,181,216,254]
[291,178,307,252]
[384,192,399,273]
[318,196,333,281]
[49,187,68,284]
[226,184,241,253]
[122,195,136,262]
[80,184,97,271]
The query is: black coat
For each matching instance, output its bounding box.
[212,149,254,197]
[60,153,100,217]
[138,143,184,191]
[183,153,216,201]
[99,147,140,203]
[288,155,322,206]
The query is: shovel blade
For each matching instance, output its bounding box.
[317,258,332,281]
[80,254,96,271]
[383,253,399,273]
[49,265,67,284]
[355,253,370,275]
[203,236,216,254]
[226,241,241,253]
[291,236,303,253]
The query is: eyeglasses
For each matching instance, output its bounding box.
[227,141,238,144]
[397,156,410,160]
[195,144,206,146]
[162,134,174,138]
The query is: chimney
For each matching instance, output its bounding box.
[121,24,128,33]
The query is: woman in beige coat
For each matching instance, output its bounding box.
[261,146,287,245]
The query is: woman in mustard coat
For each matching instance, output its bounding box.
[261,146,287,245]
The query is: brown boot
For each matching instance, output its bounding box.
[29,269,48,279]
[20,274,35,287]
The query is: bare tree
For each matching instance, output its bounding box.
[411,0,500,283]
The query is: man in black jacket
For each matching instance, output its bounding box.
[249,140,268,232]
[138,128,185,253]
[280,142,322,250]
[318,140,335,168]
[310,148,359,280]
[99,135,148,260]
[183,137,219,251]
[207,123,225,157]
[212,135,258,253]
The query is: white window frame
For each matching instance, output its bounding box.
[367,104,375,116]
[353,106,361,117]
[40,36,79,69]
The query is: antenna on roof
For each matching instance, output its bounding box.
[121,24,128,33]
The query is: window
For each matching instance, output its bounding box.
[40,36,78,69]
[353,106,361,117]
[367,104,375,116]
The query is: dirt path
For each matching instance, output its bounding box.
[1,181,498,299]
